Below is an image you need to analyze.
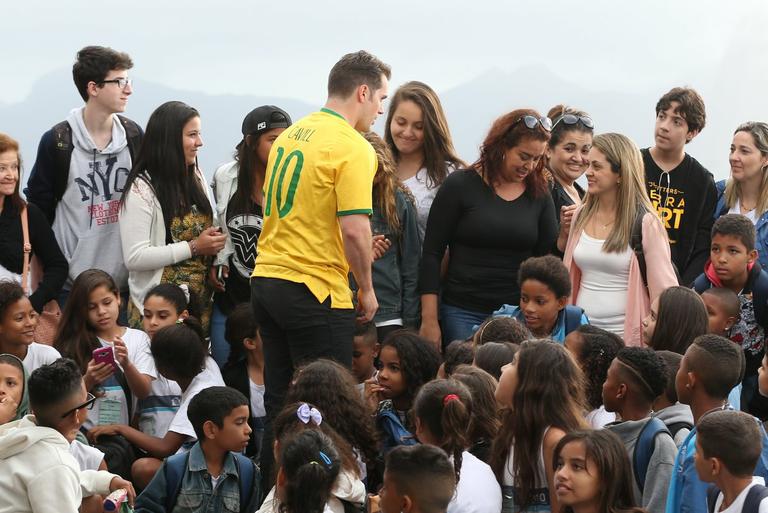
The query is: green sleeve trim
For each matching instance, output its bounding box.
[320,108,345,120]
[337,208,372,216]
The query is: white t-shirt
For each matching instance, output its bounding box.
[84,328,156,430]
[69,440,105,471]
[137,374,182,438]
[712,477,768,513]
[167,357,226,441]
[729,200,759,225]
[22,343,61,375]
[402,164,455,243]
[586,406,616,429]
[249,379,266,418]
[449,451,502,513]
[573,232,632,338]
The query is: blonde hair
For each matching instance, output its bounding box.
[573,133,656,253]
[724,121,768,218]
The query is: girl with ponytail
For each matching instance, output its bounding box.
[413,379,501,513]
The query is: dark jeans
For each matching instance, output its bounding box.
[251,277,355,489]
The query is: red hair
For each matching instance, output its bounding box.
[472,109,550,198]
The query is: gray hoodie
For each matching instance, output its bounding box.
[52,107,130,288]
[654,403,694,448]
[0,415,116,513]
[606,418,678,513]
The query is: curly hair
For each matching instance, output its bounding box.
[518,255,572,298]
[616,347,669,404]
[452,365,501,452]
[442,341,475,377]
[570,325,625,410]
[285,359,379,467]
[473,317,531,346]
[381,330,441,404]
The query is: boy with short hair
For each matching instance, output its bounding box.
[377,444,457,513]
[0,358,134,513]
[695,410,768,513]
[643,87,717,285]
[700,287,741,337]
[652,350,694,448]
[25,45,142,310]
[135,386,260,513]
[666,334,768,513]
[693,214,768,411]
[491,255,588,342]
[352,321,380,385]
[603,347,678,513]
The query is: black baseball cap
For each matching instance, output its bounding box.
[241,105,292,137]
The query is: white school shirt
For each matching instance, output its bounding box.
[449,450,502,513]
[712,477,768,513]
[249,379,266,418]
[83,328,156,430]
[22,342,61,374]
[167,357,226,441]
[69,440,105,471]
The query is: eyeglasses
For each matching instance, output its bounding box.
[98,78,132,89]
[552,114,594,130]
[514,115,552,132]
[60,393,96,419]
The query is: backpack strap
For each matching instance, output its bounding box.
[706,485,720,513]
[51,121,74,204]
[692,273,714,294]
[563,306,585,335]
[666,420,694,440]
[164,451,190,512]
[233,453,259,513]
[630,210,647,288]
[632,417,670,492]
[743,484,768,513]
[19,206,32,293]
[117,115,142,162]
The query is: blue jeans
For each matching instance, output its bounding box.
[210,302,230,368]
[440,303,489,348]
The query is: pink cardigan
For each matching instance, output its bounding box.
[563,208,678,346]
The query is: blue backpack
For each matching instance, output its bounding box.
[377,405,418,453]
[707,484,768,513]
[164,451,259,513]
[633,417,673,492]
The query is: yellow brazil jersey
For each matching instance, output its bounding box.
[252,108,377,309]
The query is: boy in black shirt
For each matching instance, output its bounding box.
[642,87,717,285]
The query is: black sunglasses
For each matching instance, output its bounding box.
[513,115,552,132]
[60,392,96,419]
[552,114,594,129]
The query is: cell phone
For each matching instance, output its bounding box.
[92,346,116,371]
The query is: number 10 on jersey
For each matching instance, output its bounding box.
[264,147,304,218]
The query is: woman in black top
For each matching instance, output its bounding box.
[0,134,67,310]
[546,105,594,224]
[418,110,558,348]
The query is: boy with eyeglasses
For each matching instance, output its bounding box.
[25,45,143,315]
[642,87,717,285]
[0,357,135,513]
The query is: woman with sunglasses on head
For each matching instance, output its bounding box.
[545,106,594,235]
[419,110,559,349]
[561,133,677,346]
[385,81,465,243]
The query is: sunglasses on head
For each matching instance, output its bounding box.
[552,114,594,130]
[513,115,552,132]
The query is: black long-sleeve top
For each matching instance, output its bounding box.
[419,169,558,313]
[0,202,68,311]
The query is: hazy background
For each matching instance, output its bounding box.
[3,0,767,184]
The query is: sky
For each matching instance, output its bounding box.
[2,0,768,177]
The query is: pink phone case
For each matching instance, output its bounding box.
[92,347,116,369]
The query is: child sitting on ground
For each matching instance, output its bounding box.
[221,302,265,461]
[490,256,588,342]
[696,410,768,513]
[603,347,677,513]
[472,317,530,346]
[135,386,261,513]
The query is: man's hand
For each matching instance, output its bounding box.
[356,288,378,323]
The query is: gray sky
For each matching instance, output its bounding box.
[3,0,768,177]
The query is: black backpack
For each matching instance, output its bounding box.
[50,115,142,204]
[707,484,768,513]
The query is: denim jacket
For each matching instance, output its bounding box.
[352,188,421,327]
[135,442,259,513]
[715,179,768,270]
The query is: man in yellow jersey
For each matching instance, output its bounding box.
[250,50,390,444]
